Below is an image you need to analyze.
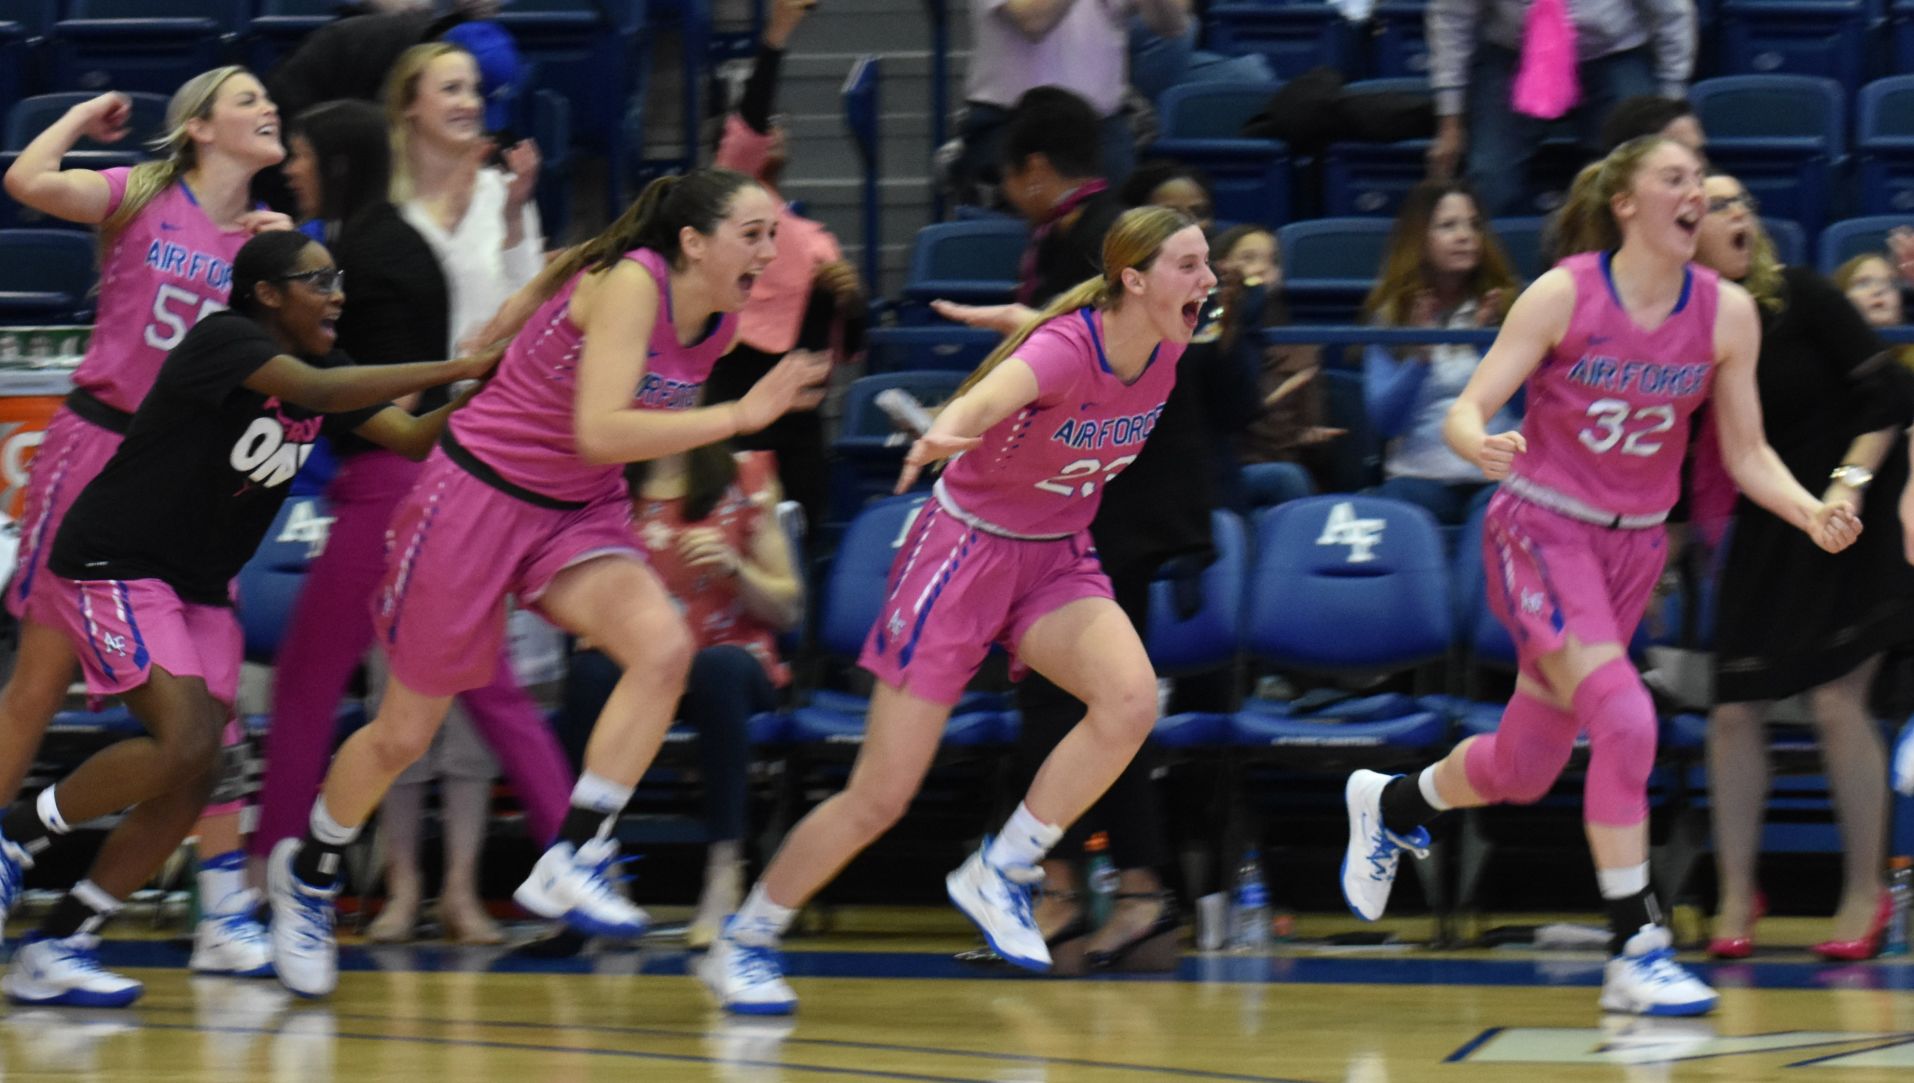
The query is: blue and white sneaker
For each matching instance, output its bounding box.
[2,933,143,1007]
[1892,717,1914,797]
[1340,769,1431,922]
[698,918,798,1016]
[945,844,1049,972]
[513,836,650,939]
[191,890,274,978]
[0,829,35,938]
[1601,925,1718,1017]
[266,838,339,998]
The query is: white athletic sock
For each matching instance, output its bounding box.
[1597,862,1650,900]
[570,772,635,815]
[985,803,1062,871]
[308,797,358,847]
[1418,768,1453,812]
[728,883,795,946]
[36,786,72,835]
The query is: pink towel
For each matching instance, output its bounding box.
[1512,0,1581,120]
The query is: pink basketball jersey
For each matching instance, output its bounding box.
[938,308,1183,537]
[78,168,254,413]
[449,247,739,503]
[1516,252,1720,518]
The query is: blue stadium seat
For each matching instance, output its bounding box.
[1205,3,1358,80]
[1857,75,1914,213]
[0,228,96,323]
[1817,214,1907,273]
[5,90,170,152]
[1241,460,1315,511]
[1276,217,1393,321]
[7,1,58,37]
[1226,496,1453,757]
[1490,216,1549,279]
[0,22,28,125]
[1319,367,1384,492]
[1895,0,1914,73]
[861,324,1002,374]
[247,0,346,74]
[1763,216,1807,265]
[50,0,244,97]
[497,0,643,218]
[1366,3,1431,77]
[903,219,1026,306]
[1715,0,1872,94]
[1319,79,1431,217]
[236,495,332,664]
[1688,75,1846,236]
[1149,511,1248,750]
[1150,81,1291,227]
[783,493,1007,749]
[829,370,968,527]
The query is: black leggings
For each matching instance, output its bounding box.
[1009,569,1169,872]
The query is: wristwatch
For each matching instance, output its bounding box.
[1830,464,1875,491]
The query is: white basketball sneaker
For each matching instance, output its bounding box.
[512,836,650,939]
[3,933,143,1007]
[191,889,274,978]
[946,844,1049,972]
[266,838,340,998]
[1341,769,1431,922]
[699,919,799,1016]
[1601,925,1719,1017]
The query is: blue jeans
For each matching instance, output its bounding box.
[1464,45,1658,217]
[560,645,770,841]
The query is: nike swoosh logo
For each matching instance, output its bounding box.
[159,222,182,231]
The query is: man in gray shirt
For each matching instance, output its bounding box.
[1426,0,1695,215]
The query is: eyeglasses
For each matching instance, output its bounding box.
[1706,193,1759,215]
[278,266,343,293]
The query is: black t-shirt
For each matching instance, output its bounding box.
[51,311,386,606]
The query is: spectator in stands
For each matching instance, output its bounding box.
[1361,180,1522,524]
[1127,3,1273,108]
[948,0,1192,206]
[1427,0,1695,215]
[703,0,867,528]
[562,445,801,949]
[1836,254,1905,329]
[2,69,293,983]
[258,1,506,212]
[256,100,571,946]
[1214,225,1341,495]
[997,88,1127,307]
[1693,172,1914,962]
[1601,94,1704,153]
[1119,160,1214,234]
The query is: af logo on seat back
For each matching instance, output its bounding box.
[1316,501,1387,563]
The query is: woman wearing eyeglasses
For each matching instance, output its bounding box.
[1689,174,1914,962]
[0,230,494,1007]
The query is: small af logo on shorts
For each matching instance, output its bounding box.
[100,631,128,655]
[1316,501,1387,563]
[1520,589,1546,616]
[886,609,906,639]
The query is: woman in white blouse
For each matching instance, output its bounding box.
[357,40,551,943]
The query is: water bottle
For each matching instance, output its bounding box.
[1084,832,1118,929]
[1884,856,1912,957]
[1230,850,1270,952]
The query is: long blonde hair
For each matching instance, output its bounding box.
[1708,173,1785,311]
[1362,179,1521,326]
[955,206,1196,397]
[101,65,251,253]
[1553,135,1696,258]
[383,42,472,203]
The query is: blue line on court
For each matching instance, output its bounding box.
[79,939,1914,991]
[1444,1027,1503,1062]
[1787,1036,1914,1068]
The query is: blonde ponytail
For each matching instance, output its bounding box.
[951,205,1196,398]
[99,65,250,255]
